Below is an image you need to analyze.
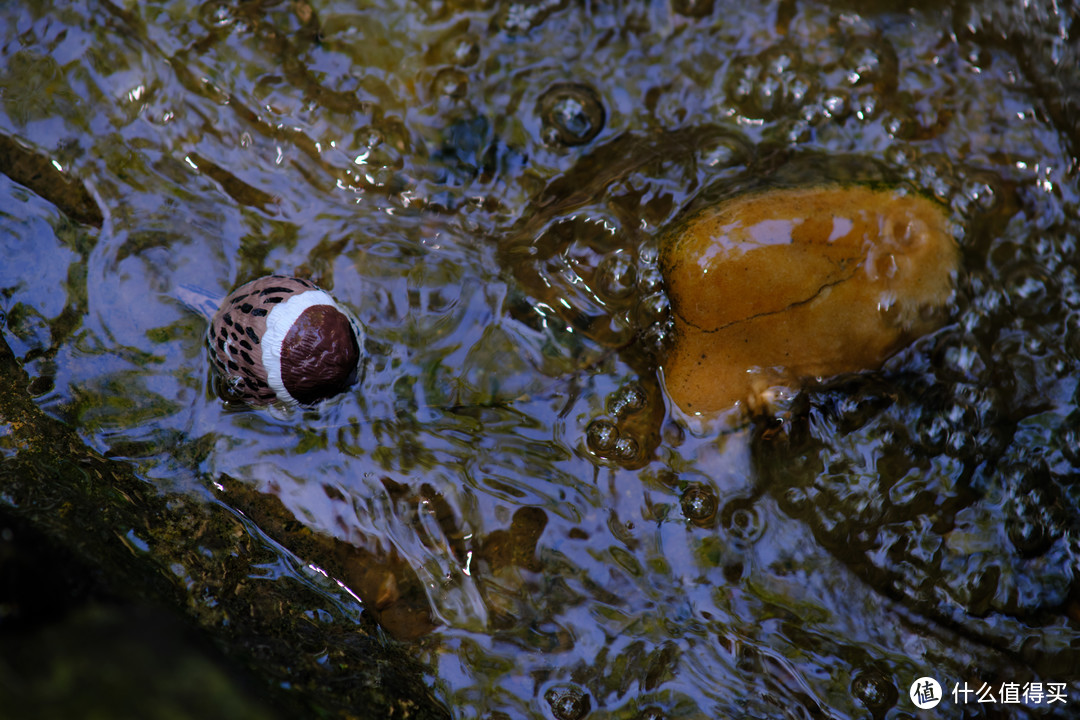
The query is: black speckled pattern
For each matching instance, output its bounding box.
[207,275,320,405]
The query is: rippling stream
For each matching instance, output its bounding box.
[2,0,1079,718]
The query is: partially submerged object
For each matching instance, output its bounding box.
[206,276,363,406]
[660,186,958,414]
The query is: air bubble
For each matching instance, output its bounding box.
[916,413,950,454]
[537,83,605,147]
[638,291,671,325]
[1062,315,1080,360]
[1058,417,1080,467]
[448,36,480,67]
[544,684,591,720]
[1058,268,1080,308]
[681,484,718,526]
[607,383,646,418]
[724,46,813,120]
[851,668,898,714]
[820,94,848,118]
[943,400,978,432]
[498,0,565,34]
[349,126,404,172]
[973,424,1010,459]
[200,1,233,27]
[612,435,640,464]
[637,266,664,294]
[635,708,667,720]
[1007,499,1059,559]
[720,497,765,543]
[945,428,977,459]
[960,178,999,214]
[841,38,898,92]
[883,93,953,141]
[432,68,469,99]
[695,131,751,169]
[1004,264,1052,318]
[672,0,713,18]
[595,252,637,301]
[639,319,673,352]
[586,419,618,453]
[852,93,878,121]
[934,334,987,382]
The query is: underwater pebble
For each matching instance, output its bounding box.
[661,186,958,414]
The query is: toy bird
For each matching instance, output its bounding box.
[185,275,363,406]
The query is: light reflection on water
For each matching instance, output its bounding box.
[2,0,1080,717]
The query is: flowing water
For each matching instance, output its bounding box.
[2,0,1080,718]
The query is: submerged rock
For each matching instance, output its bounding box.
[660,186,958,414]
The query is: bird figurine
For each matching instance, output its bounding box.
[198,275,363,406]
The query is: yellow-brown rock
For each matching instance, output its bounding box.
[660,186,958,414]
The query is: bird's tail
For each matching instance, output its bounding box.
[171,283,222,321]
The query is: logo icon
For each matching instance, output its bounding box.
[910,677,942,709]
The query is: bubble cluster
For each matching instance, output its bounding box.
[606,382,646,418]
[746,138,1080,625]
[725,45,813,120]
[497,0,566,34]
[338,123,407,192]
[522,213,676,355]
[758,290,1080,626]
[585,382,658,468]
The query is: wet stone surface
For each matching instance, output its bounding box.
[2,0,1080,718]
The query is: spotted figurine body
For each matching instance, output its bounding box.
[207,276,362,406]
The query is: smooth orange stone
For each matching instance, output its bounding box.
[660,186,958,414]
